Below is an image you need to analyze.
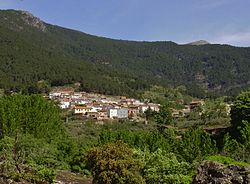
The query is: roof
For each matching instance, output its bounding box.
[74,106,92,109]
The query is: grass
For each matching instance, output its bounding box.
[205,155,250,167]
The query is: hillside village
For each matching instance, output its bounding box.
[49,88,160,120]
[48,88,208,121]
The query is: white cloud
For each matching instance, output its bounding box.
[211,31,250,47]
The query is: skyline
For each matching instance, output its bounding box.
[0,0,250,47]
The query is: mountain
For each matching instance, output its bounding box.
[187,40,210,46]
[0,9,250,97]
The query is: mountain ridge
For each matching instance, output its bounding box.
[0,9,250,97]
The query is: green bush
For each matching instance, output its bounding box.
[135,149,194,184]
[178,128,217,162]
[87,141,145,184]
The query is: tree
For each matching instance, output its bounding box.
[240,120,250,145]
[178,128,217,162]
[136,149,193,184]
[230,90,250,140]
[0,94,65,141]
[201,98,228,121]
[36,80,51,94]
[86,141,145,184]
[222,133,250,162]
[0,135,56,183]
[155,105,173,125]
[144,108,156,121]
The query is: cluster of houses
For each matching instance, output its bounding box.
[171,100,204,118]
[49,88,160,120]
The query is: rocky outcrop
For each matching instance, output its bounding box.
[187,40,210,46]
[193,160,250,184]
[20,11,46,32]
[0,10,46,32]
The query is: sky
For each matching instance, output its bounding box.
[0,0,250,47]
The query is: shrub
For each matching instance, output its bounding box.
[86,141,145,184]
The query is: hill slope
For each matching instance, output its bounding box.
[0,9,250,97]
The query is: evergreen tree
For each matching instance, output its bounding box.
[155,105,173,125]
[0,94,65,141]
[230,90,250,140]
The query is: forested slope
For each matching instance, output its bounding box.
[0,9,250,97]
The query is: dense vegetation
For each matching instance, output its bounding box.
[1,9,250,183]
[0,10,250,97]
[0,90,249,183]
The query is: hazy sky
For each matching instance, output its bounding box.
[1,0,250,46]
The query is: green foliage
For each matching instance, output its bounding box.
[0,136,16,175]
[0,94,65,141]
[240,120,250,146]
[24,80,51,95]
[0,89,249,183]
[178,128,217,162]
[0,95,83,182]
[201,98,229,123]
[0,136,56,183]
[141,85,191,108]
[155,105,173,125]
[99,128,178,153]
[140,130,168,153]
[70,147,91,175]
[136,149,194,184]
[1,10,250,97]
[230,90,250,140]
[220,90,250,163]
[224,121,250,163]
[144,108,157,121]
[222,133,250,163]
[24,163,56,183]
[86,141,145,184]
[13,134,58,168]
[98,124,219,164]
[205,155,249,167]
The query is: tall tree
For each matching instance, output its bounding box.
[230,90,250,140]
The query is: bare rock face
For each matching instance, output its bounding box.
[188,40,210,46]
[0,10,47,32]
[192,161,250,184]
[20,11,46,32]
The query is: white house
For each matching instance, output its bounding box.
[117,108,128,119]
[108,108,118,118]
[59,100,71,109]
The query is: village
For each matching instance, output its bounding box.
[48,87,208,121]
[49,88,161,121]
